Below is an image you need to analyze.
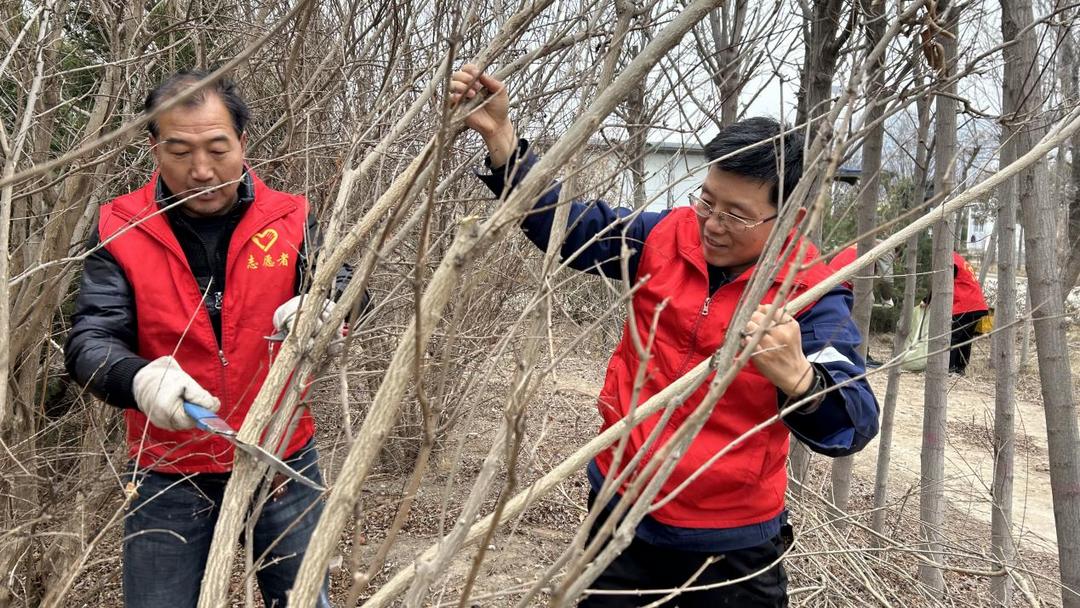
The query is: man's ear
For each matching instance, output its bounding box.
[149,134,160,164]
[239,131,247,156]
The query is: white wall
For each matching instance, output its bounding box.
[631,146,709,212]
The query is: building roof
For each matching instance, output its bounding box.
[835,166,861,184]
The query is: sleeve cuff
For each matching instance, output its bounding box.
[779,363,828,414]
[332,262,353,301]
[475,138,530,195]
[103,356,150,409]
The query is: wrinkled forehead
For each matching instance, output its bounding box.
[152,95,240,144]
[158,131,237,147]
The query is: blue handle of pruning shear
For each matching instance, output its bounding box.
[183,402,326,492]
[183,401,236,436]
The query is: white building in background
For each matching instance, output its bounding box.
[543,136,708,211]
[636,140,709,212]
[967,213,993,254]
[632,140,861,213]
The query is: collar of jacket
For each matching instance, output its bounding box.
[109,167,300,266]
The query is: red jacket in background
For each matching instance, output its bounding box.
[952,252,989,315]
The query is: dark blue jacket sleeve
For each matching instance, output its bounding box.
[475,140,670,282]
[297,210,372,321]
[64,227,148,409]
[784,286,880,456]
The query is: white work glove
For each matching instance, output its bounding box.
[272,295,346,353]
[132,356,220,431]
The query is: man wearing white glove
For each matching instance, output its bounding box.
[64,70,367,608]
[131,356,221,431]
[272,295,348,354]
[272,295,341,336]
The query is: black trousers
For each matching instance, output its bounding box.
[579,493,790,607]
[949,311,986,374]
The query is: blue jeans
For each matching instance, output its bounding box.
[122,441,332,608]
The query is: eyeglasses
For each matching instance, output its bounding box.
[689,193,777,231]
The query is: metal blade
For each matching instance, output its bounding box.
[231,440,326,492]
[184,401,326,492]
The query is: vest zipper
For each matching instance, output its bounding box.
[218,349,229,418]
[674,294,712,377]
[641,291,713,468]
[218,208,292,414]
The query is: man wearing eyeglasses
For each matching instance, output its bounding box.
[452,65,878,607]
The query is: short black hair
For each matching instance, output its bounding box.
[703,117,804,208]
[144,69,250,138]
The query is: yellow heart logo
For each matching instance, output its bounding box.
[252,229,279,252]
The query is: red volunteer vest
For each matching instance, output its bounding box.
[952,252,988,315]
[593,208,833,528]
[99,171,315,474]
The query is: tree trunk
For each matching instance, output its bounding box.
[796,0,848,130]
[1022,158,1080,608]
[625,67,649,210]
[1060,15,1080,292]
[831,0,886,518]
[990,135,1018,605]
[707,0,747,126]
[1002,1,1080,602]
[790,0,853,490]
[919,1,960,593]
[872,63,931,542]
[990,0,1042,598]
[797,0,851,246]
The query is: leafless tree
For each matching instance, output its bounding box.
[1003,0,1080,601]
[4,0,1080,605]
[919,0,960,594]
[871,41,930,543]
[830,0,887,519]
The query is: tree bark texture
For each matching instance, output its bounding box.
[919,1,960,593]
[832,0,887,518]
[989,132,1018,605]
[1060,15,1080,292]
[1002,0,1080,604]
[991,0,1039,598]
[872,66,931,541]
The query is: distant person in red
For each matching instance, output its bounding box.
[948,252,990,375]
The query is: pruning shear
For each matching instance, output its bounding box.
[264,329,290,343]
[183,401,326,492]
[263,328,349,346]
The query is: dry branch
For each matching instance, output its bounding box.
[361,103,1080,606]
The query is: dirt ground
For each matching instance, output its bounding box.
[318,327,1069,607]
[858,332,1061,552]
[63,326,1071,607]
